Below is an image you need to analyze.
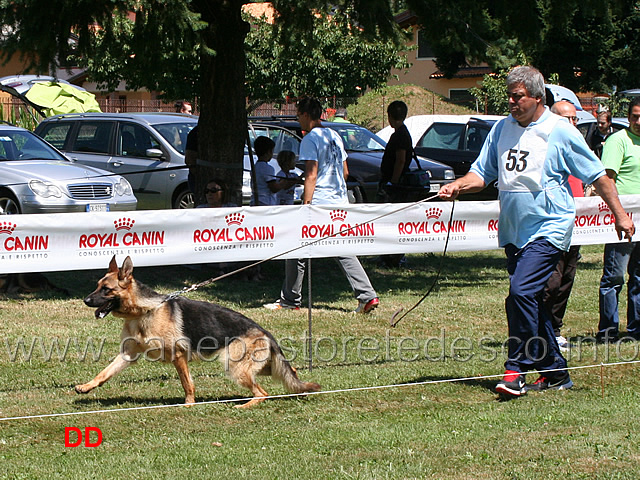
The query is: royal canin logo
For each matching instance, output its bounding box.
[329,209,347,222]
[114,218,135,231]
[0,221,49,252]
[397,206,465,236]
[425,207,442,220]
[194,211,274,244]
[225,213,244,226]
[0,221,16,235]
[300,209,374,239]
[574,203,629,229]
[78,217,165,248]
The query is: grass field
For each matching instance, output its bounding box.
[1,246,639,479]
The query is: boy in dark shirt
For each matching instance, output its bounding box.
[379,100,413,202]
[378,100,413,267]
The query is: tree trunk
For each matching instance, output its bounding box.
[193,0,249,206]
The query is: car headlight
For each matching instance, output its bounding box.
[114,177,133,196]
[29,180,63,198]
[444,170,455,180]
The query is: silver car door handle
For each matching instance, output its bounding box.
[112,162,123,167]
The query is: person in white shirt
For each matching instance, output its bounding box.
[252,136,296,206]
[275,150,300,205]
[264,98,379,313]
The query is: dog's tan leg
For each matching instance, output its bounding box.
[173,354,195,405]
[233,375,269,409]
[75,354,132,394]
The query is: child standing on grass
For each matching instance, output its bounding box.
[276,150,300,205]
[253,136,297,206]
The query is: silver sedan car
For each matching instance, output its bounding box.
[0,125,137,214]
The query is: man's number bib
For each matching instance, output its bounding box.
[497,116,561,192]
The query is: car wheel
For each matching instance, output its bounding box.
[0,191,21,214]
[173,187,195,209]
[348,186,365,204]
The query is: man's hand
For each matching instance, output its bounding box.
[438,182,461,201]
[438,172,486,201]
[615,213,635,241]
[593,175,635,241]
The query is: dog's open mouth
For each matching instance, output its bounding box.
[94,300,119,319]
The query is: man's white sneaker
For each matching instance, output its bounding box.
[263,301,300,311]
[556,335,569,352]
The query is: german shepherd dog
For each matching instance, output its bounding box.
[75,256,320,408]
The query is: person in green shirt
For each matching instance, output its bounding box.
[598,96,640,342]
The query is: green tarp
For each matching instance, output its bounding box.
[24,81,101,116]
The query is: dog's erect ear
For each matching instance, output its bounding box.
[108,255,118,274]
[119,256,134,283]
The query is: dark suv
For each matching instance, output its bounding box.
[412,116,501,199]
[413,117,498,177]
[250,116,455,203]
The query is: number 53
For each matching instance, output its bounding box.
[505,149,528,172]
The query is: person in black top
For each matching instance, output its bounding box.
[377,100,413,267]
[184,125,199,194]
[587,110,613,158]
[379,100,413,202]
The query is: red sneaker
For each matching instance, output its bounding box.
[495,370,526,397]
[354,297,379,314]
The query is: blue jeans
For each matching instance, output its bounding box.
[504,239,566,373]
[598,242,640,336]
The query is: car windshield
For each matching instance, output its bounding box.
[327,125,386,152]
[152,122,197,154]
[0,130,66,161]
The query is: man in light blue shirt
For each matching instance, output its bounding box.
[439,66,634,398]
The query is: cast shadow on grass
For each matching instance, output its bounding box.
[73,393,308,409]
[39,252,509,309]
[409,374,498,395]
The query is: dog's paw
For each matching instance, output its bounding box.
[74,384,92,394]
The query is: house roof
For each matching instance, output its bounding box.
[429,66,493,79]
[242,2,276,23]
[394,10,418,28]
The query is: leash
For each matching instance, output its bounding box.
[390,199,455,328]
[164,193,445,301]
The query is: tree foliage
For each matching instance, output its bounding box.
[0,0,410,204]
[245,8,409,100]
[405,0,640,93]
[2,0,639,203]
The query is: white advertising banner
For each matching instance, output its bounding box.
[1,195,639,274]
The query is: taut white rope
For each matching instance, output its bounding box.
[1,360,638,422]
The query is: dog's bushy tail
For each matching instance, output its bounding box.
[270,341,321,394]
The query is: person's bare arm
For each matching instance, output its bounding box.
[303,161,318,204]
[593,174,635,240]
[438,172,486,200]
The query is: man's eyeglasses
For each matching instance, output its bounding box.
[205,187,223,194]
[507,92,527,102]
[562,115,578,123]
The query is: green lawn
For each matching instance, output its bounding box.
[1,246,639,479]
